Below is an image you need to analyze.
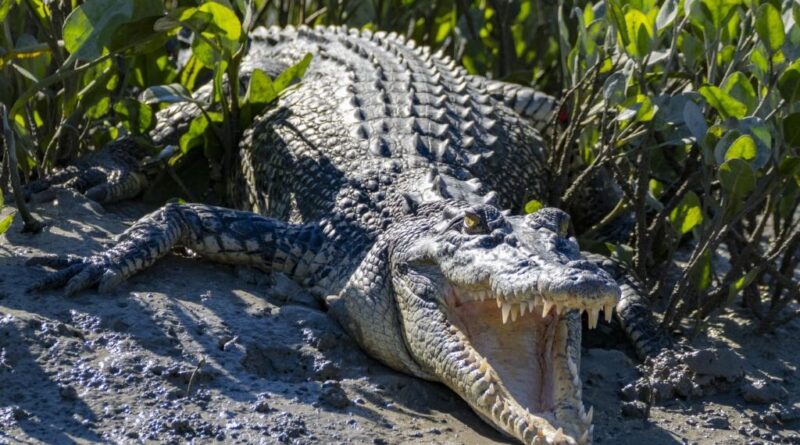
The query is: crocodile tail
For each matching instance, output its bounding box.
[582,252,671,360]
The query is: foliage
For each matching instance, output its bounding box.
[0,0,797,333]
[547,0,800,334]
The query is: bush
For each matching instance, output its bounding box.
[0,0,797,333]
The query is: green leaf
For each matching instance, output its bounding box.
[777,60,800,103]
[683,100,708,142]
[622,9,654,59]
[778,156,800,176]
[62,0,164,60]
[273,53,314,93]
[698,85,747,119]
[783,113,800,147]
[724,135,757,161]
[140,83,193,105]
[728,269,758,301]
[113,99,154,135]
[755,3,785,53]
[0,0,13,22]
[608,0,630,47]
[244,69,277,106]
[524,200,544,214]
[179,112,223,154]
[656,0,678,33]
[690,251,712,291]
[618,94,658,123]
[189,2,243,67]
[721,72,756,114]
[669,191,703,235]
[603,72,627,106]
[0,212,14,235]
[719,158,755,198]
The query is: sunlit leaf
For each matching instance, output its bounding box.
[179,112,223,154]
[669,191,703,235]
[721,71,756,114]
[273,53,313,92]
[524,200,544,214]
[724,135,757,161]
[698,85,747,119]
[140,83,193,105]
[189,2,243,67]
[622,9,653,59]
[656,0,678,33]
[0,212,14,235]
[755,3,785,53]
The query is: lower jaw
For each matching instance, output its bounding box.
[447,300,588,443]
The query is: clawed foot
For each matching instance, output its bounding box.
[26,253,126,296]
[24,138,150,205]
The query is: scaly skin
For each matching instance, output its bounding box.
[28,25,667,444]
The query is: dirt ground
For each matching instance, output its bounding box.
[1,189,798,444]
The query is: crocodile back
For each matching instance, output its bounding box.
[234,26,549,231]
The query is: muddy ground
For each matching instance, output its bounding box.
[0,189,798,444]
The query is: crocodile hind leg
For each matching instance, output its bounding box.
[24,137,151,204]
[28,202,328,296]
[26,85,211,205]
[583,252,671,360]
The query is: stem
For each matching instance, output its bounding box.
[1,104,42,233]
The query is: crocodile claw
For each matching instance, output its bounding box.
[27,254,114,296]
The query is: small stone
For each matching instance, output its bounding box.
[59,385,78,401]
[742,379,784,404]
[702,416,729,429]
[318,380,349,409]
[620,383,638,401]
[621,401,648,418]
[254,400,270,413]
[684,348,744,381]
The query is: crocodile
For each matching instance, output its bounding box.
[27,25,667,445]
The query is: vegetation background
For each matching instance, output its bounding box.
[0,0,798,338]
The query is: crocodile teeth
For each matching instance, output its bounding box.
[501,303,512,324]
[588,307,600,329]
[579,429,589,444]
[510,306,518,322]
[496,297,503,309]
[527,300,535,313]
[479,357,489,372]
[542,300,553,317]
[519,303,526,317]
[585,406,594,425]
[604,302,614,322]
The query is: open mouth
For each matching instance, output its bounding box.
[442,285,617,445]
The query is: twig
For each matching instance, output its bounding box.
[1,104,43,233]
[186,356,207,396]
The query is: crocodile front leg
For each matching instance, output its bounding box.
[583,252,671,359]
[28,203,329,295]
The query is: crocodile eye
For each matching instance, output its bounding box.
[464,214,479,229]
[463,212,485,234]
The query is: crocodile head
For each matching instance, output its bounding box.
[389,202,620,444]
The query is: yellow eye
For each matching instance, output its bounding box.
[464,214,480,229]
